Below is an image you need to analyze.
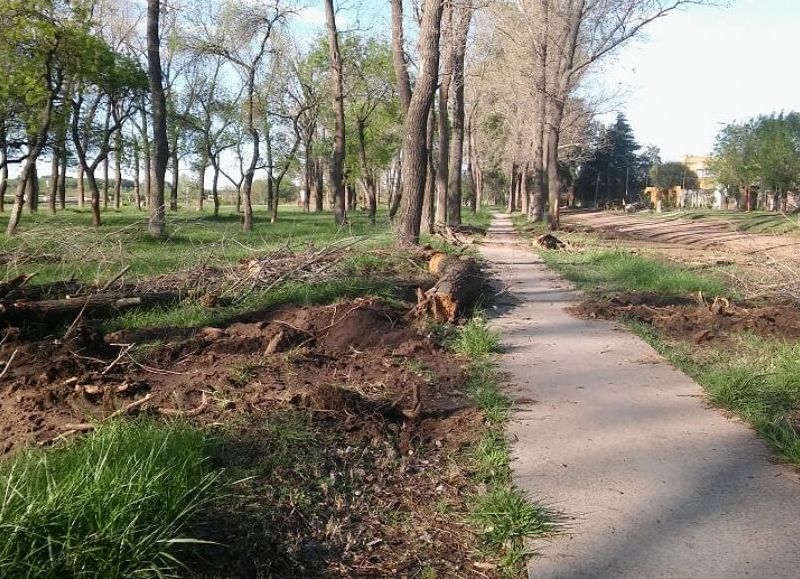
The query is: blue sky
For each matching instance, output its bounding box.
[595,0,800,160]
[302,0,800,162]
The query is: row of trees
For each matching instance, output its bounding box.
[1,0,703,242]
[711,112,800,212]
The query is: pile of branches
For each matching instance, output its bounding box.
[0,238,365,327]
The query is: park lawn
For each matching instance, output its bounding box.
[514,214,800,465]
[0,205,392,285]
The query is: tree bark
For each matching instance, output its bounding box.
[325,0,347,226]
[314,157,324,211]
[394,0,444,245]
[102,106,110,210]
[170,149,179,211]
[77,165,85,208]
[421,107,436,234]
[445,5,470,226]
[0,126,6,213]
[390,0,412,115]
[133,136,142,210]
[58,141,67,210]
[435,2,453,226]
[26,164,39,214]
[48,146,59,214]
[546,118,561,229]
[147,0,168,238]
[114,128,122,209]
[506,164,517,213]
[356,119,377,225]
[197,152,207,212]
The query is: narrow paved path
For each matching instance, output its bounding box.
[479,213,800,578]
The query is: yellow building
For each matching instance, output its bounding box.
[682,155,716,190]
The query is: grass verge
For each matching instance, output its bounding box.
[0,419,222,578]
[450,315,556,576]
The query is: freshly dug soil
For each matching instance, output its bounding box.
[0,298,492,577]
[572,293,800,343]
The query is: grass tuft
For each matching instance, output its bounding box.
[470,487,555,573]
[0,419,222,578]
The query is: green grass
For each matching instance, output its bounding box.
[539,248,730,298]
[512,212,730,299]
[635,327,800,464]
[0,205,391,286]
[450,315,555,577]
[0,419,222,578]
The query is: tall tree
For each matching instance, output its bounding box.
[393,0,445,245]
[324,0,346,225]
[147,0,168,237]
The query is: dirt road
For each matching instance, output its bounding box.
[564,210,800,255]
[480,213,800,578]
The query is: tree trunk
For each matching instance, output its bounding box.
[445,5,470,227]
[212,161,220,217]
[303,138,313,212]
[0,128,6,213]
[147,0,168,238]
[547,120,561,230]
[170,149,179,211]
[26,164,39,214]
[389,155,403,219]
[58,142,67,210]
[7,95,55,235]
[197,152,207,211]
[520,164,529,215]
[133,136,142,210]
[394,0,444,245]
[87,167,102,227]
[466,108,477,213]
[507,165,517,213]
[390,0,412,115]
[114,129,122,209]
[77,165,85,207]
[435,2,453,227]
[356,119,377,225]
[325,0,347,226]
[48,147,59,214]
[102,107,110,210]
[422,108,436,234]
[314,157,324,211]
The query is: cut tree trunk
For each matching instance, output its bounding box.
[419,253,483,323]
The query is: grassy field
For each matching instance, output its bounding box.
[514,214,800,465]
[638,209,800,235]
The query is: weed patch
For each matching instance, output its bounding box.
[0,419,222,578]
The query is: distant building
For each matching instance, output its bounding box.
[682,155,716,190]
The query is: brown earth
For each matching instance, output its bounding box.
[571,293,800,343]
[0,297,494,577]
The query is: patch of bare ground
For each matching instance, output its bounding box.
[0,296,500,577]
[571,293,800,344]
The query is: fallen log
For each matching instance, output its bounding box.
[416,255,484,323]
[536,233,565,250]
[0,291,182,325]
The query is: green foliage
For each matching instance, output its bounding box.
[575,113,652,205]
[649,161,699,190]
[0,419,222,578]
[711,112,800,202]
[450,316,502,359]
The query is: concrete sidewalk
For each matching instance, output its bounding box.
[479,213,800,578]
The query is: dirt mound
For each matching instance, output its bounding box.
[0,298,479,455]
[572,294,800,343]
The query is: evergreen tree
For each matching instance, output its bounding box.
[575,113,648,206]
